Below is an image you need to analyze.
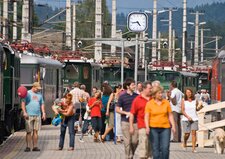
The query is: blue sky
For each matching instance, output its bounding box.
[34,0,225,13]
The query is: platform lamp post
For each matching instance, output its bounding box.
[127,12,148,86]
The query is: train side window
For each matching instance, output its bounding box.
[20,67,33,84]
[83,66,89,79]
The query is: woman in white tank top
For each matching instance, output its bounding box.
[181,88,202,153]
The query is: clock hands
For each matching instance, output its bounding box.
[131,21,141,26]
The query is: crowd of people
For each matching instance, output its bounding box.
[21,78,208,159]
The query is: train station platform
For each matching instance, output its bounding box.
[0,125,224,159]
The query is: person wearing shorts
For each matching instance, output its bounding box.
[21,82,46,152]
[181,88,200,153]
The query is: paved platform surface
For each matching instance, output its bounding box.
[0,125,224,159]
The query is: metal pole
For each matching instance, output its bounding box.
[134,34,138,86]
[72,4,76,51]
[151,0,157,62]
[182,0,187,68]
[216,36,219,54]
[66,0,72,49]
[158,31,161,61]
[13,1,17,41]
[3,0,8,40]
[172,29,176,63]
[168,9,172,62]
[145,60,147,81]
[111,0,116,55]
[95,0,102,61]
[194,11,199,65]
[21,0,31,42]
[140,31,145,68]
[200,27,203,63]
[121,40,124,85]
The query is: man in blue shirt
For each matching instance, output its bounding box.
[116,78,138,159]
[21,82,46,152]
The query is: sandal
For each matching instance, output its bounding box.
[24,147,31,152]
[32,147,40,151]
[100,136,105,143]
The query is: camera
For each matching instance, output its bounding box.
[163,41,168,48]
[77,41,83,48]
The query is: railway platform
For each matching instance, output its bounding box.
[0,125,224,159]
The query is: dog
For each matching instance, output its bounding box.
[213,128,225,154]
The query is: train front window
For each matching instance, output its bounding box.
[165,73,179,81]
[104,68,121,81]
[65,64,79,80]
[148,72,179,82]
[148,73,158,81]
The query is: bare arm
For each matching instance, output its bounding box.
[116,106,129,116]
[129,113,134,134]
[168,112,176,133]
[61,105,74,116]
[106,93,114,115]
[41,104,46,120]
[21,101,28,119]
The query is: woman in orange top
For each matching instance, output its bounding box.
[145,86,175,159]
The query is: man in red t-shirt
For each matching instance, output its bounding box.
[130,81,152,159]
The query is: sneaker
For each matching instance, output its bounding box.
[192,149,197,153]
[79,138,84,143]
[24,147,31,152]
[32,147,40,151]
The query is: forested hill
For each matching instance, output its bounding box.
[34,2,225,52]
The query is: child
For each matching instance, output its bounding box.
[79,104,92,143]
[52,98,67,126]
[88,91,102,142]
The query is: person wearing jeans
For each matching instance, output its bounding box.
[58,93,75,151]
[145,86,175,159]
[59,115,75,149]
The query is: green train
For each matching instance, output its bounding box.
[148,70,199,92]
[0,43,21,143]
[103,66,134,87]
[63,60,103,94]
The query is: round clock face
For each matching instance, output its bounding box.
[127,12,148,32]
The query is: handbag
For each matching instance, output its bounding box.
[109,102,115,112]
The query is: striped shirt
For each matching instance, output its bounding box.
[118,92,138,122]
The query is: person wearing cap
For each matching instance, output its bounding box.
[21,82,46,152]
